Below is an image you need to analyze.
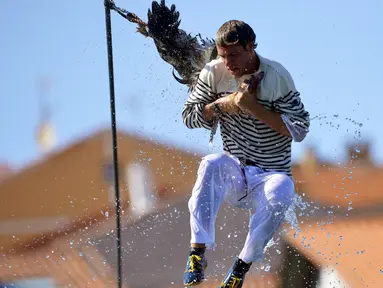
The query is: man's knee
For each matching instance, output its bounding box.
[266,173,295,206]
[199,153,237,172]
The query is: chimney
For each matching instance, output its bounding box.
[0,162,13,183]
[299,146,318,173]
[126,162,157,217]
[346,141,372,166]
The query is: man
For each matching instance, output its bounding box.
[182,20,310,287]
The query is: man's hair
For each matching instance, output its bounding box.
[216,20,257,49]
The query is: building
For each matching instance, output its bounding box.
[1,129,382,287]
[0,128,203,287]
[282,214,383,287]
[281,141,383,287]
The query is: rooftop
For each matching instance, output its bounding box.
[284,214,383,287]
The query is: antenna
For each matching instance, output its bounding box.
[36,77,56,153]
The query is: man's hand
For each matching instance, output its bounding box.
[215,92,241,114]
[203,92,240,121]
[204,72,264,121]
[234,91,257,112]
[235,71,265,112]
[233,71,292,137]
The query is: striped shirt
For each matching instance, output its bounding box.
[182,54,310,177]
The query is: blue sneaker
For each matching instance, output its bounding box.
[183,251,208,286]
[219,257,252,288]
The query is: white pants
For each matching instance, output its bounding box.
[188,153,295,263]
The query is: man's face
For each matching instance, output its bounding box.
[217,43,254,77]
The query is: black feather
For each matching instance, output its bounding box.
[121,0,217,91]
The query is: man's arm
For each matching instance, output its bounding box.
[272,73,310,142]
[203,92,241,121]
[236,71,310,142]
[182,64,218,130]
[241,101,292,137]
[202,102,216,122]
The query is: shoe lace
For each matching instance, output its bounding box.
[188,254,202,272]
[226,275,242,288]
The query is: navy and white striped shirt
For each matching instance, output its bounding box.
[182,54,310,177]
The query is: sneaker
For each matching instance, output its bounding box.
[183,249,208,286]
[219,257,252,288]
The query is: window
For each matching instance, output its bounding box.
[0,277,56,288]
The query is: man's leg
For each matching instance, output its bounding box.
[239,173,294,263]
[184,153,245,286]
[219,172,295,288]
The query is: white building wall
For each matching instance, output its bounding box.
[317,266,349,288]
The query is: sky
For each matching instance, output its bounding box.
[0,0,382,171]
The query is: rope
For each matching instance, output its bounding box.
[105,0,147,26]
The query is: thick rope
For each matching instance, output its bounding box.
[105,0,147,26]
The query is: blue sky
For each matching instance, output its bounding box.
[0,0,382,170]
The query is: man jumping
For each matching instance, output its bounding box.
[182,20,310,287]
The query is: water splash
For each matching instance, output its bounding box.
[310,113,363,128]
[309,113,364,141]
[283,193,315,233]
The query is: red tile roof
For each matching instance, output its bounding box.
[284,215,383,287]
[293,165,383,209]
[0,242,124,287]
[0,202,133,287]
